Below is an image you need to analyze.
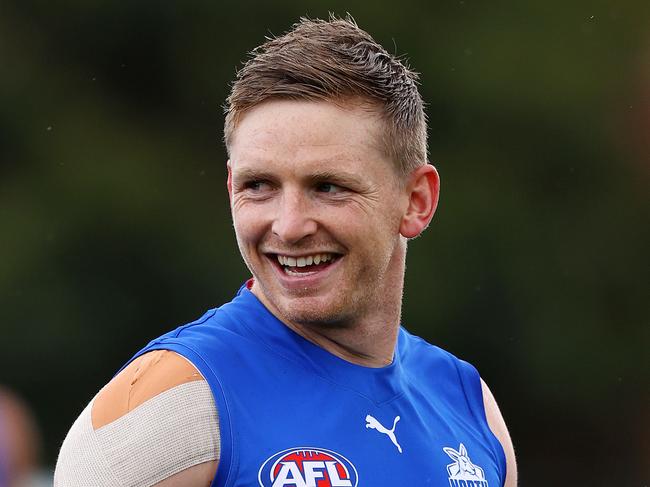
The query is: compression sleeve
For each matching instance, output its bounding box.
[54,350,220,487]
[54,380,219,487]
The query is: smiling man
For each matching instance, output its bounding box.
[55,16,517,487]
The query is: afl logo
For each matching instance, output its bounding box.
[258,447,359,487]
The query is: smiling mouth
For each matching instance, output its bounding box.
[270,252,340,275]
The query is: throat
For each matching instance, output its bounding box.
[285,319,398,368]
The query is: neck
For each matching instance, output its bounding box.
[253,243,407,368]
[282,307,402,367]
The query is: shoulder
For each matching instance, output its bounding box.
[92,349,203,427]
[399,328,454,361]
[399,329,475,379]
[400,332,517,485]
[480,379,518,487]
[55,350,219,487]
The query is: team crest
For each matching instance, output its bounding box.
[258,447,358,487]
[443,443,488,487]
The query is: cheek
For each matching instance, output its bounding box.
[365,205,402,237]
[233,210,266,253]
[328,203,398,242]
[361,212,403,262]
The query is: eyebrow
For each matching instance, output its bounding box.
[305,170,365,187]
[230,167,277,182]
[231,167,365,187]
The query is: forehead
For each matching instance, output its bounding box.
[228,100,391,173]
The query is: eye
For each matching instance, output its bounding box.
[244,180,272,192]
[316,182,344,194]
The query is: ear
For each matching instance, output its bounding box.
[459,443,468,457]
[443,447,460,461]
[226,160,233,205]
[399,164,440,239]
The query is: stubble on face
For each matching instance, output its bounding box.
[228,99,409,333]
[260,237,404,330]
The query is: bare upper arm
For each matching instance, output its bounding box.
[152,460,217,487]
[481,379,517,487]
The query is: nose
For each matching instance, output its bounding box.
[271,189,317,244]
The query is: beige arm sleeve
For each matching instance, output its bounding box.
[54,350,220,487]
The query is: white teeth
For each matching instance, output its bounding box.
[276,253,335,268]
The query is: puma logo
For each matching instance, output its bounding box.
[365,414,403,453]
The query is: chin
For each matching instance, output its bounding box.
[253,274,362,328]
[277,296,357,329]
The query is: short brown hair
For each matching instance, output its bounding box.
[224,15,427,176]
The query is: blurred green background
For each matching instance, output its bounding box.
[1,1,648,484]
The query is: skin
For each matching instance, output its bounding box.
[227,99,439,366]
[153,459,216,487]
[482,380,518,487]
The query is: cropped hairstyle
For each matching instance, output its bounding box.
[224,15,427,177]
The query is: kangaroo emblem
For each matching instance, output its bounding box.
[365,414,403,453]
[443,443,487,482]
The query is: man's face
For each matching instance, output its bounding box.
[228,99,410,328]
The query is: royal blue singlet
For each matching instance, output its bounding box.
[127,284,506,487]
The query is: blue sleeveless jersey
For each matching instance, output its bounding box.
[127,284,506,487]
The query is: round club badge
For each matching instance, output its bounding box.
[258,447,359,487]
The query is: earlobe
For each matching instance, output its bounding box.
[399,164,440,239]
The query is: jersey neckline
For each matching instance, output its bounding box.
[227,283,408,405]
